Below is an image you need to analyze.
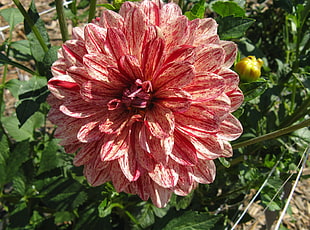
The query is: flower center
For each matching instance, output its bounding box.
[107,79,152,110]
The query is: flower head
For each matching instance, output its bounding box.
[48,0,243,208]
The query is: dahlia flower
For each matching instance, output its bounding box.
[48,0,243,207]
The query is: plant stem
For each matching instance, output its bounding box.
[55,0,69,42]
[233,118,310,149]
[88,0,97,23]
[12,0,49,53]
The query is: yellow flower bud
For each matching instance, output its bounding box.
[235,56,264,82]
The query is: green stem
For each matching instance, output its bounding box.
[233,118,310,149]
[12,0,49,53]
[0,57,36,75]
[88,0,97,23]
[55,0,69,42]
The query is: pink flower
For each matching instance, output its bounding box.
[48,0,243,208]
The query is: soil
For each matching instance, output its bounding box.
[0,1,309,230]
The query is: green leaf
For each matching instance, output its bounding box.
[10,40,32,61]
[162,211,221,230]
[0,130,10,186]
[16,76,48,127]
[0,8,23,28]
[12,176,26,196]
[6,141,30,183]
[239,79,268,102]
[185,0,206,20]
[38,139,64,174]
[218,157,231,168]
[24,0,50,62]
[137,204,155,228]
[42,46,61,79]
[98,3,117,10]
[2,112,44,141]
[54,211,75,224]
[9,202,30,228]
[217,16,255,40]
[212,1,245,17]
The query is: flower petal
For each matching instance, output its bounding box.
[148,162,178,188]
[141,37,165,80]
[140,0,160,25]
[194,44,225,73]
[218,68,240,93]
[184,73,225,102]
[227,88,244,112]
[123,7,147,62]
[84,23,107,53]
[62,40,86,67]
[118,55,144,82]
[170,130,197,166]
[190,159,216,184]
[173,166,196,196]
[153,62,194,90]
[100,10,124,29]
[110,161,130,192]
[175,104,220,137]
[77,121,102,143]
[150,181,172,208]
[217,114,243,141]
[105,28,129,61]
[144,104,175,139]
[154,88,192,112]
[220,40,237,68]
[191,135,224,160]
[48,75,80,100]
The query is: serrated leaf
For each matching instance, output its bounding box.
[239,79,268,102]
[24,0,50,62]
[10,40,32,61]
[54,211,75,224]
[6,141,30,183]
[12,176,26,196]
[38,139,64,174]
[162,211,221,230]
[170,192,194,211]
[72,191,88,209]
[137,204,155,228]
[212,1,245,17]
[2,112,44,141]
[42,46,61,79]
[5,79,22,98]
[185,0,206,20]
[0,8,23,28]
[217,16,255,40]
[152,205,169,218]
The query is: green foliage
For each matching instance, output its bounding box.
[0,0,309,229]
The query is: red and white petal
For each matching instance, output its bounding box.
[83,163,111,186]
[123,7,147,62]
[148,162,178,188]
[203,94,231,119]
[73,141,100,166]
[72,26,84,40]
[164,44,195,65]
[84,23,107,53]
[160,3,182,25]
[153,62,194,90]
[100,10,124,29]
[191,135,224,160]
[139,124,173,165]
[150,182,172,208]
[194,44,225,73]
[184,73,225,102]
[218,68,240,94]
[220,40,237,68]
[154,88,192,112]
[77,121,102,143]
[144,104,175,139]
[175,104,221,138]
[110,161,130,192]
[217,114,243,141]
[105,28,129,61]
[170,130,197,166]
[173,166,196,196]
[48,75,80,100]
[140,0,160,26]
[141,37,165,80]
[100,129,130,161]
[118,149,141,182]
[190,159,216,184]
[220,140,233,158]
[59,99,100,118]
[83,53,113,82]
[118,55,144,82]
[227,88,244,112]
[62,40,86,67]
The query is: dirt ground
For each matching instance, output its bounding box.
[0,1,309,229]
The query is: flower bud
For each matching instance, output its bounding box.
[235,56,264,82]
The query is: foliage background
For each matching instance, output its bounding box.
[0,0,309,229]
